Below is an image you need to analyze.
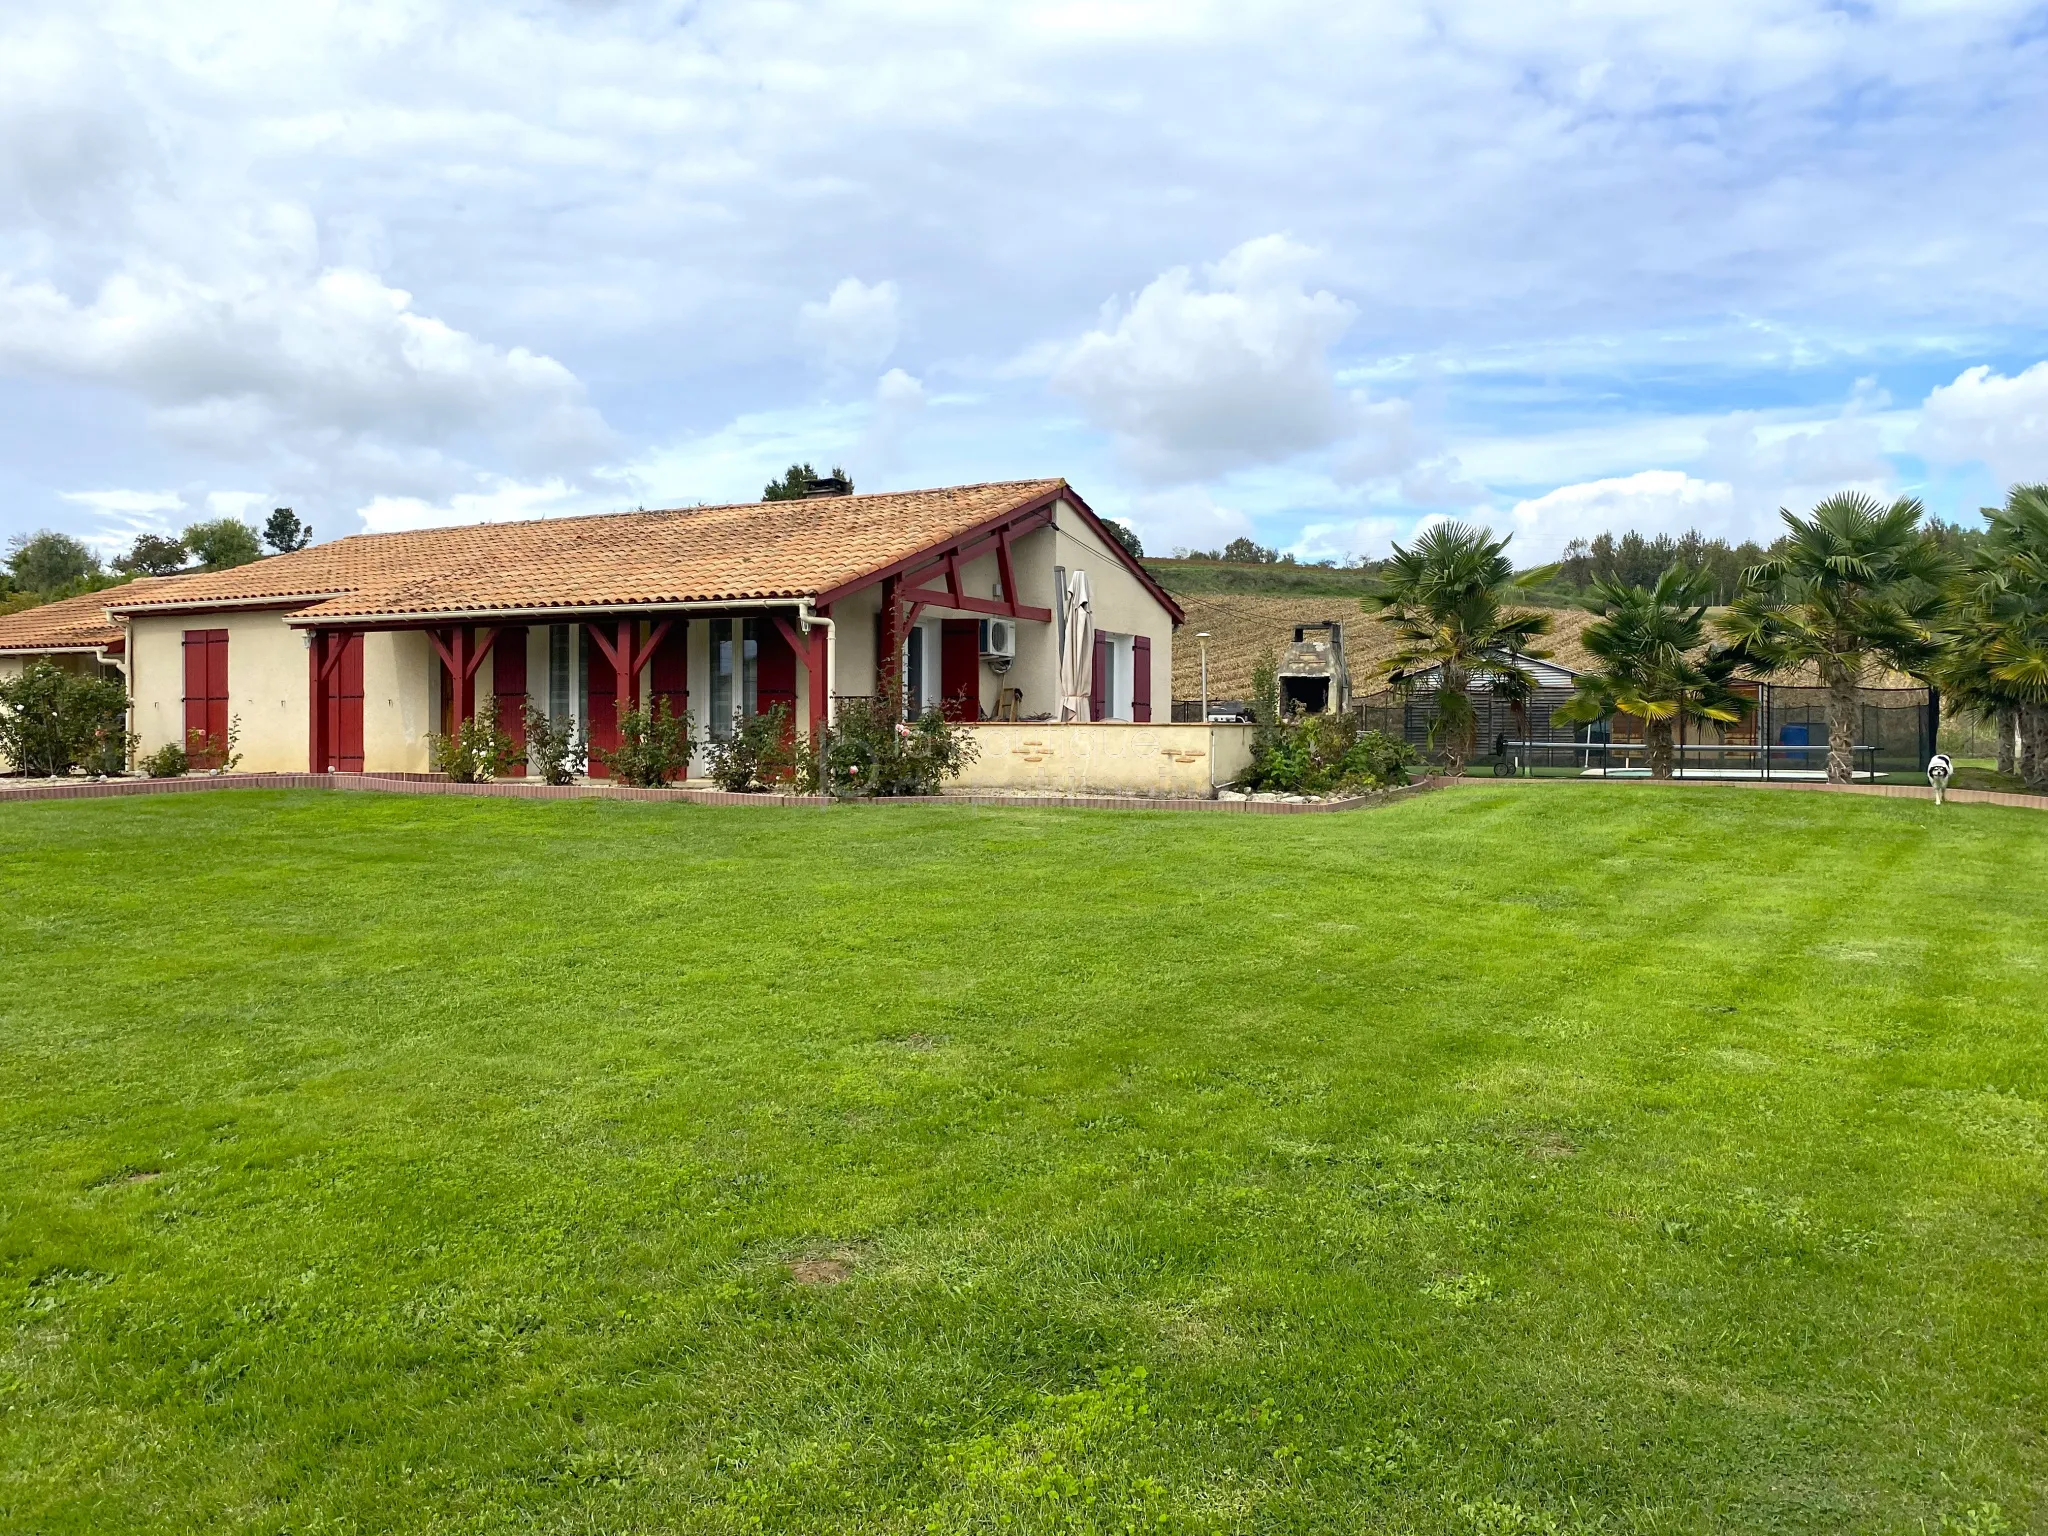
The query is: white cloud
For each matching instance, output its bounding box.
[205,490,270,520]
[1506,471,1738,559]
[853,367,927,474]
[800,278,901,372]
[1919,362,2048,487]
[1050,235,1356,481]
[58,488,190,552]
[1121,486,1255,554]
[6,0,2048,551]
[357,478,591,534]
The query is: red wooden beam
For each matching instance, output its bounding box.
[317,633,353,683]
[462,628,497,682]
[307,631,328,771]
[813,497,1058,607]
[995,527,1020,612]
[896,585,1052,622]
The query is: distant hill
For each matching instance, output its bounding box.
[1143,559,1382,598]
[1145,556,1584,607]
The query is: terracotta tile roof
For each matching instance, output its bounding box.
[105,480,1070,623]
[0,576,195,654]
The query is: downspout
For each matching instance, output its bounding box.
[797,600,837,724]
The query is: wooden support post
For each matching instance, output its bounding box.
[809,617,829,740]
[307,630,328,771]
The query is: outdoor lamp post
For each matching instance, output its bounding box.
[1196,632,1209,721]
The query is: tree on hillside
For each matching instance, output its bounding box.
[1936,486,2048,788]
[1556,529,1771,605]
[1552,565,1752,779]
[115,533,191,577]
[1369,522,1555,774]
[1104,520,1144,560]
[1718,492,1951,784]
[6,530,102,593]
[183,518,263,572]
[1223,537,1280,564]
[263,508,313,554]
[762,463,853,501]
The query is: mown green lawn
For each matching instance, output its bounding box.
[1,786,2043,1534]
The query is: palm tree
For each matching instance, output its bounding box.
[1938,485,2048,789]
[1718,492,1951,783]
[1370,522,1555,773]
[1551,565,1753,779]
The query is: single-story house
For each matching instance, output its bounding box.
[88,479,1185,778]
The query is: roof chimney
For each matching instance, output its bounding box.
[803,475,853,498]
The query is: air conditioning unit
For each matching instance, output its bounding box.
[979,618,1017,659]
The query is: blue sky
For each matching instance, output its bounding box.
[4,0,2047,564]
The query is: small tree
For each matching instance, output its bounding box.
[1552,565,1753,779]
[1368,522,1555,774]
[812,677,978,797]
[114,533,190,577]
[1104,520,1145,561]
[592,698,693,787]
[1719,493,1952,783]
[706,704,796,792]
[141,741,190,778]
[263,508,313,554]
[6,530,102,593]
[428,701,520,783]
[188,715,244,775]
[1240,713,1417,794]
[1223,537,1279,564]
[182,518,263,571]
[521,704,585,785]
[0,661,131,777]
[1936,485,2048,789]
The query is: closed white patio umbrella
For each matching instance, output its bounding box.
[1058,568,1093,721]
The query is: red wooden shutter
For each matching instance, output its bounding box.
[584,634,618,778]
[183,632,209,756]
[1090,633,1110,721]
[492,629,528,770]
[650,625,688,721]
[1131,635,1151,723]
[939,619,980,722]
[756,620,797,721]
[334,633,365,771]
[183,629,228,766]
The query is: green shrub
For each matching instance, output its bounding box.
[141,741,190,778]
[185,715,244,775]
[1240,711,1417,795]
[809,689,978,797]
[0,660,133,777]
[520,704,584,785]
[592,698,693,787]
[428,701,520,783]
[705,704,796,792]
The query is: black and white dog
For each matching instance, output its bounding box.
[1927,752,1954,805]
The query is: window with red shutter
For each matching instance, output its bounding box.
[1132,635,1151,722]
[493,629,528,770]
[182,629,229,767]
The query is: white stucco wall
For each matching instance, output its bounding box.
[949,722,1255,797]
[128,609,309,771]
[364,629,434,772]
